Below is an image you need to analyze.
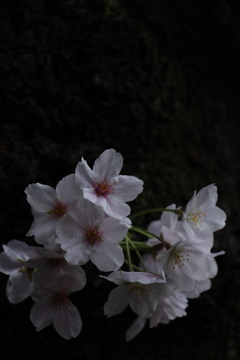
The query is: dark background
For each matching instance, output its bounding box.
[0,1,240,359]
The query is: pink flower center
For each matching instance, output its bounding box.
[94,180,114,197]
[53,291,69,309]
[85,226,102,245]
[46,200,67,218]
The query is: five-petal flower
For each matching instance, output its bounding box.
[75,149,144,219]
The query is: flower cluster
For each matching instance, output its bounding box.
[0,149,226,341]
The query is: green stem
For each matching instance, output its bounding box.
[128,238,147,272]
[129,226,171,248]
[129,208,181,219]
[119,241,152,252]
[125,234,133,272]
[124,260,143,272]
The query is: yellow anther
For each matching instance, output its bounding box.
[187,209,206,230]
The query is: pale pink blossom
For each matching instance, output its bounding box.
[126,291,188,341]
[182,184,226,239]
[125,316,147,342]
[183,278,212,299]
[75,148,144,219]
[26,247,86,293]
[0,239,35,303]
[183,250,225,298]
[156,238,213,291]
[147,204,213,252]
[25,174,83,249]
[30,274,86,339]
[149,291,188,326]
[56,198,130,271]
[147,204,179,248]
[102,270,168,319]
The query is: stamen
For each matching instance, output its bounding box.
[85,226,102,245]
[171,250,190,269]
[129,283,151,300]
[94,179,114,197]
[187,209,206,230]
[46,200,67,218]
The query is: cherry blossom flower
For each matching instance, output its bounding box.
[183,250,225,298]
[182,184,227,239]
[26,247,86,293]
[0,239,35,304]
[147,204,214,252]
[30,274,86,339]
[56,198,130,271]
[125,291,188,341]
[156,238,213,291]
[25,174,83,249]
[149,291,188,326]
[102,270,169,319]
[146,204,179,248]
[183,278,211,299]
[75,148,144,219]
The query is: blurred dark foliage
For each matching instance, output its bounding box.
[0,1,240,359]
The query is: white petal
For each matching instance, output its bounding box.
[0,240,29,274]
[161,226,183,245]
[81,198,105,226]
[93,149,123,181]
[7,271,34,304]
[147,220,161,238]
[105,270,165,285]
[90,243,124,271]
[112,175,144,202]
[56,214,86,245]
[122,271,165,284]
[129,283,160,318]
[100,217,129,243]
[103,195,130,219]
[0,252,20,274]
[160,204,178,229]
[75,158,95,188]
[166,265,195,292]
[64,243,91,266]
[56,174,83,204]
[25,183,57,213]
[199,206,226,234]
[104,285,129,317]
[82,187,98,204]
[4,239,29,261]
[53,304,82,339]
[56,215,90,265]
[27,215,57,247]
[193,184,218,209]
[150,293,188,326]
[30,298,55,331]
[184,278,211,298]
[126,316,146,341]
[54,274,86,293]
[62,264,87,282]
[142,252,163,275]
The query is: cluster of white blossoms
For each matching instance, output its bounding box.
[0,149,226,341]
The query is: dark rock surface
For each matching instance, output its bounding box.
[0,1,240,359]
